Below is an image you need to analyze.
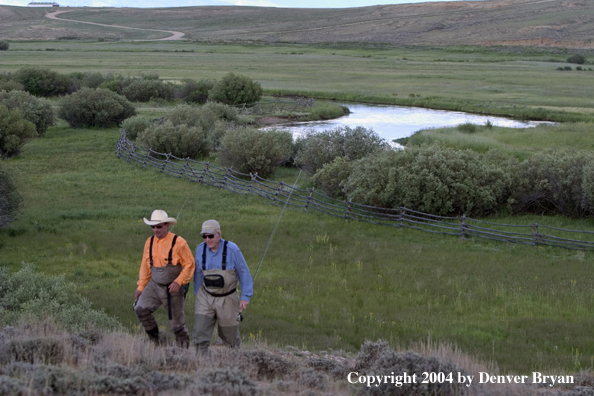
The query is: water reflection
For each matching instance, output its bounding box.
[276,103,551,141]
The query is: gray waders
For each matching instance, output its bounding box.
[194,241,241,356]
[134,235,190,348]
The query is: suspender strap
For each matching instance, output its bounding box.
[202,240,229,270]
[222,241,228,270]
[149,236,154,265]
[150,235,178,266]
[167,235,178,264]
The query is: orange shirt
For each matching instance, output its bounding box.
[137,232,196,291]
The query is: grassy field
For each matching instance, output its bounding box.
[1,38,594,377]
[2,41,594,122]
[2,116,594,374]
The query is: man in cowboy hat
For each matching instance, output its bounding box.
[134,209,195,347]
[193,219,253,355]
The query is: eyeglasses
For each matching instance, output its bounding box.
[202,234,216,239]
[151,225,165,229]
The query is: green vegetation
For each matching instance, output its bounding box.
[0,162,22,229]
[0,105,37,158]
[0,90,55,136]
[208,72,263,105]
[58,88,136,128]
[0,41,8,51]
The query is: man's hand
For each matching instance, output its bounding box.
[134,289,142,299]
[169,281,181,293]
[239,300,249,312]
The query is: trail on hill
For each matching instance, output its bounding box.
[45,10,185,41]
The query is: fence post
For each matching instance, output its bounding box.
[532,223,539,247]
[345,200,352,220]
[180,158,189,179]
[141,149,150,168]
[160,154,170,173]
[272,182,283,205]
[399,207,405,228]
[199,162,209,184]
[220,168,231,190]
[305,188,313,211]
[460,215,467,239]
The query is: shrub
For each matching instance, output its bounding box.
[217,127,293,178]
[98,74,135,94]
[15,67,73,97]
[177,78,215,104]
[243,349,294,380]
[0,265,120,332]
[0,90,55,137]
[0,163,23,229]
[58,88,136,128]
[312,156,353,198]
[343,146,522,217]
[0,106,37,158]
[7,337,64,365]
[195,367,257,396]
[80,72,106,89]
[567,54,586,65]
[136,121,208,159]
[122,79,174,102]
[295,126,389,174]
[0,41,9,51]
[516,149,594,218]
[457,122,477,133]
[120,115,151,141]
[208,73,263,105]
[0,80,23,92]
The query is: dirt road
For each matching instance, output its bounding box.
[45,10,185,40]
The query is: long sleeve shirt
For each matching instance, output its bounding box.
[193,238,254,302]
[137,232,196,291]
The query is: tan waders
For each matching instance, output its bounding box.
[134,235,190,348]
[194,241,241,356]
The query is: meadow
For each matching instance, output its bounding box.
[2,40,594,380]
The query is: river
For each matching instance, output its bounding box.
[275,103,552,142]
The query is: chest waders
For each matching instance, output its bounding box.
[194,241,241,355]
[149,235,181,320]
[201,241,239,296]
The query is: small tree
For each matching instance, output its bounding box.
[0,90,55,137]
[217,127,293,178]
[0,163,22,229]
[567,54,586,65]
[177,78,215,104]
[0,106,37,158]
[208,73,263,105]
[0,41,9,51]
[58,88,136,128]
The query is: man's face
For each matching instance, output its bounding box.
[203,231,221,252]
[151,223,169,239]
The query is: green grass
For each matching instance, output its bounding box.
[3,41,594,122]
[2,120,594,374]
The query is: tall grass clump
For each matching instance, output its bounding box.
[295,126,389,174]
[58,88,136,128]
[0,265,120,332]
[0,90,55,137]
[217,127,293,178]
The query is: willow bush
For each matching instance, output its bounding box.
[136,121,209,159]
[0,90,55,137]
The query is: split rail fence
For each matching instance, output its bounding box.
[117,131,594,251]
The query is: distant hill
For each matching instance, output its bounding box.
[1,0,593,48]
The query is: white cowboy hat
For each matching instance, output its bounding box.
[143,210,177,226]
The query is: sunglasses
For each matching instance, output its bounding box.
[202,234,216,239]
[151,225,165,229]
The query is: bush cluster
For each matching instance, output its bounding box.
[0,90,55,137]
[177,78,215,104]
[208,72,263,105]
[0,163,23,229]
[14,67,74,97]
[217,127,293,178]
[136,121,209,159]
[121,78,174,102]
[567,54,587,65]
[295,126,389,174]
[0,41,9,51]
[0,106,37,158]
[0,265,121,332]
[58,88,136,128]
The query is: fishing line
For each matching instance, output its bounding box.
[253,169,302,282]
[169,186,193,232]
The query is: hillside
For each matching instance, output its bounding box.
[1,0,594,48]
